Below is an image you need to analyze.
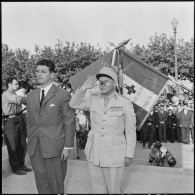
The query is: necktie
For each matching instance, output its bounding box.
[40,89,45,107]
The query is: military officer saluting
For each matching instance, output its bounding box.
[70,66,136,194]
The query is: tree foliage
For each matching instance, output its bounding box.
[2,33,193,91]
[128,33,194,81]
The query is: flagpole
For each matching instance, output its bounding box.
[114,39,131,94]
[168,77,193,94]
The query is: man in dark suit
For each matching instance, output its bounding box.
[153,104,159,142]
[26,59,76,194]
[158,104,168,142]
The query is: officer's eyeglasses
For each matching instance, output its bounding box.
[99,80,112,86]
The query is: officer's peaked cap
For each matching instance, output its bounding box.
[96,66,118,83]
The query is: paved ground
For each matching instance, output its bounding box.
[2,142,194,194]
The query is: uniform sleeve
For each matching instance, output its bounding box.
[69,88,91,111]
[62,91,76,148]
[124,100,136,158]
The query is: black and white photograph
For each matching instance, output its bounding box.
[2,1,194,194]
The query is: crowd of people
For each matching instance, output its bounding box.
[1,58,194,194]
[137,93,194,149]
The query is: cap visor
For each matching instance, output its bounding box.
[96,74,113,80]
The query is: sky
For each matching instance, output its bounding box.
[2,2,194,54]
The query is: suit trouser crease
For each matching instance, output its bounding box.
[158,126,166,141]
[176,126,182,141]
[88,162,124,194]
[30,141,67,194]
[4,117,26,171]
[181,127,191,143]
[148,126,155,147]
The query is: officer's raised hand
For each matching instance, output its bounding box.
[81,75,97,91]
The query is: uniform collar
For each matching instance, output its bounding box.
[101,91,117,101]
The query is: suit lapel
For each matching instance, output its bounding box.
[34,88,41,112]
[41,84,56,109]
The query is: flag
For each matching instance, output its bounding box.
[69,49,169,130]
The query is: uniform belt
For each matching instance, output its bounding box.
[93,130,124,136]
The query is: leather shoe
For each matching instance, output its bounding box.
[13,170,27,175]
[21,165,32,172]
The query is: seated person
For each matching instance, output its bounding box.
[148,141,176,167]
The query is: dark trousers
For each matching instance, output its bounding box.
[147,125,155,147]
[181,127,191,143]
[136,130,142,142]
[142,124,155,147]
[153,126,159,141]
[158,125,166,142]
[167,127,176,142]
[4,116,27,172]
[30,141,67,194]
[176,126,182,142]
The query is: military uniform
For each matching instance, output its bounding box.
[70,89,136,193]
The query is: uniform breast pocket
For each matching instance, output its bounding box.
[109,110,123,117]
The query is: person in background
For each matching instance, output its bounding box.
[26,59,76,194]
[69,66,136,194]
[148,141,176,167]
[141,121,148,148]
[158,94,166,104]
[175,104,182,143]
[158,104,168,143]
[2,77,31,175]
[142,112,155,149]
[153,104,159,142]
[166,107,177,143]
[179,102,193,144]
[171,106,178,143]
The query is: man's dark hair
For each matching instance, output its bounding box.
[19,80,29,89]
[5,76,17,88]
[37,59,55,72]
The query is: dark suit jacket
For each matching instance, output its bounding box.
[158,111,168,126]
[26,84,76,158]
[153,111,159,127]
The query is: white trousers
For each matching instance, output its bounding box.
[88,162,124,194]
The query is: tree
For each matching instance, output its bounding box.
[2,41,104,90]
[129,33,193,80]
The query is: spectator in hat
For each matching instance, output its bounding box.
[69,66,136,194]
